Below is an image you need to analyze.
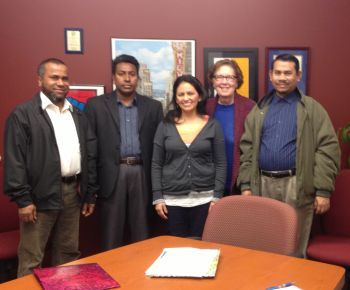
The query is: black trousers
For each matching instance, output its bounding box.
[166,202,210,238]
[98,164,149,251]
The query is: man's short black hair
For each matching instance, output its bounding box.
[271,54,300,72]
[112,54,140,75]
[37,58,66,77]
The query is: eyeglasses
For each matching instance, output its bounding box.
[213,75,237,82]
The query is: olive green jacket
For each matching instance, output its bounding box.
[237,89,340,207]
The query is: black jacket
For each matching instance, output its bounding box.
[84,92,163,199]
[4,93,98,210]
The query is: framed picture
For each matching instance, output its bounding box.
[204,48,258,100]
[266,47,310,94]
[111,38,195,110]
[64,28,84,54]
[67,85,105,111]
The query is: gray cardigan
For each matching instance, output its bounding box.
[151,118,226,201]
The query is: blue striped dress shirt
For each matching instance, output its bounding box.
[259,91,299,171]
[117,97,141,158]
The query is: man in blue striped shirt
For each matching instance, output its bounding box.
[238,54,340,257]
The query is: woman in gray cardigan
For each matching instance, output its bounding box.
[151,75,226,238]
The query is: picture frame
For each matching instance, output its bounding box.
[266,47,310,94]
[203,48,258,100]
[64,28,84,54]
[111,38,195,110]
[67,85,105,111]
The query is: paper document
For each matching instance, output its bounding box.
[145,247,220,278]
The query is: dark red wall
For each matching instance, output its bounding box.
[1,0,349,258]
[1,0,349,155]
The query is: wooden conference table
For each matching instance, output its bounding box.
[0,235,345,290]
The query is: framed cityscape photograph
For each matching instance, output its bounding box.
[67,85,105,111]
[204,48,258,100]
[111,38,195,110]
[266,47,310,94]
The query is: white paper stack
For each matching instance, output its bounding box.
[145,247,220,278]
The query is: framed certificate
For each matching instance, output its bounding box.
[64,28,84,54]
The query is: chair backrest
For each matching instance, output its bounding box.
[202,195,298,256]
[0,164,19,232]
[321,169,350,237]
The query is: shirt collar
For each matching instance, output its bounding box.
[40,92,73,112]
[116,92,138,106]
[273,90,299,104]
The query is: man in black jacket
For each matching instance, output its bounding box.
[4,58,98,277]
[85,54,163,250]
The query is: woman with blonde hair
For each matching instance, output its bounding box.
[206,59,255,195]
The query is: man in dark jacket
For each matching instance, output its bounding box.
[85,54,163,250]
[4,58,98,277]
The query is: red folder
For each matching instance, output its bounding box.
[33,263,120,290]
